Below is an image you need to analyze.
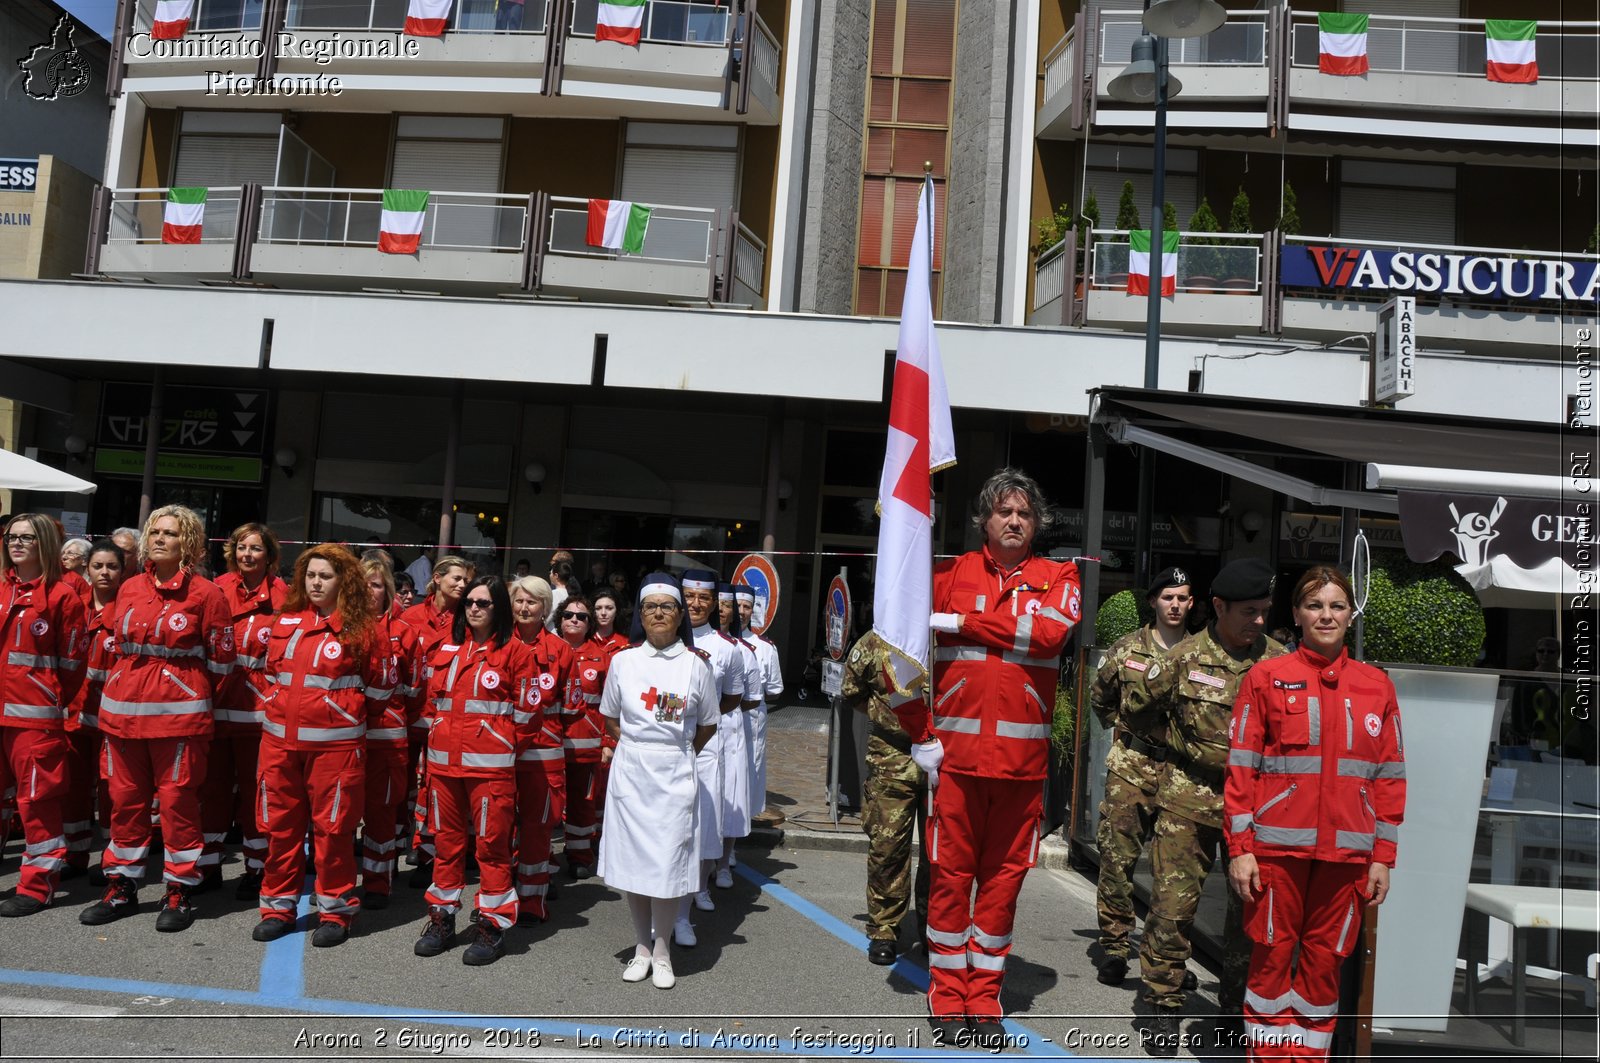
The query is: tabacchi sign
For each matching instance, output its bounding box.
[1281,244,1600,304]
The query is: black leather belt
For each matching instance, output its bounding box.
[1116,728,1168,762]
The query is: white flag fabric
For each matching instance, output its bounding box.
[871,177,956,700]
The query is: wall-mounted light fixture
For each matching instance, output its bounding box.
[63,435,88,464]
[1239,509,1266,543]
[275,447,298,478]
[525,461,547,496]
[777,478,794,511]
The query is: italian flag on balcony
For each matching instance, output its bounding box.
[586,199,652,254]
[404,0,453,37]
[1485,20,1537,83]
[151,1,195,40]
[160,187,206,245]
[1127,230,1178,296]
[379,190,429,254]
[1317,12,1368,76]
[596,0,648,47]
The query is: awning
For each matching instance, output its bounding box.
[1088,388,1580,606]
[0,448,96,495]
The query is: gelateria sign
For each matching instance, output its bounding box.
[1281,245,1600,304]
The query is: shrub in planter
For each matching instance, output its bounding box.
[1116,180,1141,231]
[1096,589,1142,646]
[1361,552,1486,667]
[1186,198,1223,283]
[1052,684,1076,759]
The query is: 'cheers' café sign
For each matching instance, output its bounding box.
[1281,244,1600,304]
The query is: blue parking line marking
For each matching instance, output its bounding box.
[733,863,1072,1057]
[256,889,313,1004]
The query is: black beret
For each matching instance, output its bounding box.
[1212,558,1276,602]
[1146,566,1192,600]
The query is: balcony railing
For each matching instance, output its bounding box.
[1088,229,1264,292]
[568,0,731,47]
[1100,7,1267,66]
[107,187,244,244]
[1034,238,1069,309]
[747,14,781,113]
[546,196,716,265]
[283,0,548,33]
[731,220,765,305]
[132,0,266,35]
[258,187,529,252]
[1042,27,1077,102]
[1288,10,1600,81]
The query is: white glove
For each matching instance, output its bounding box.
[930,613,962,634]
[911,737,945,789]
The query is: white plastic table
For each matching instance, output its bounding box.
[1462,884,1600,1045]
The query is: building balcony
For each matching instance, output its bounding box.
[118,0,780,122]
[90,184,764,307]
[1039,6,1600,141]
[1029,228,1595,357]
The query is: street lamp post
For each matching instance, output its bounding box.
[1106,0,1225,586]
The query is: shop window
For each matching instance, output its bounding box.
[314,493,507,576]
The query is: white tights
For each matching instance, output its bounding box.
[626,891,677,962]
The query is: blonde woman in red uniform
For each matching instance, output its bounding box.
[507,575,572,921]
[61,538,126,880]
[251,544,392,948]
[399,554,470,883]
[359,557,423,909]
[201,523,287,899]
[0,514,89,916]
[415,576,537,966]
[81,505,235,932]
[556,595,609,880]
[1225,566,1406,1060]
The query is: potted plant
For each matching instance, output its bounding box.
[1186,198,1223,291]
[1096,588,1142,647]
[1361,552,1486,667]
[1111,182,1140,290]
[1277,180,1302,237]
[1224,185,1256,290]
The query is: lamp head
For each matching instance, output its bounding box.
[1108,35,1182,103]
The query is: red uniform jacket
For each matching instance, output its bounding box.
[213,571,287,732]
[368,612,423,749]
[68,601,117,731]
[61,569,92,608]
[907,547,1081,781]
[590,630,630,659]
[400,597,454,653]
[424,636,539,777]
[261,608,393,751]
[1225,646,1406,867]
[513,628,572,772]
[562,641,610,763]
[1,573,89,730]
[100,568,235,739]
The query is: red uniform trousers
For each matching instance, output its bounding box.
[408,735,432,860]
[0,729,71,903]
[925,772,1043,1020]
[101,734,208,886]
[63,729,109,869]
[199,731,265,874]
[256,739,364,928]
[563,760,601,868]
[513,762,565,918]
[1242,856,1368,1060]
[360,745,412,895]
[424,773,518,930]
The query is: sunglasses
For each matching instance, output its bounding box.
[464,598,495,611]
[559,610,589,621]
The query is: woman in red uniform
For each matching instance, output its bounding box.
[0,514,89,916]
[399,555,470,882]
[415,576,537,966]
[556,595,610,880]
[202,523,287,899]
[251,544,391,948]
[1225,566,1406,1060]
[359,557,422,908]
[80,505,234,932]
[590,588,630,658]
[507,575,572,921]
[62,539,126,879]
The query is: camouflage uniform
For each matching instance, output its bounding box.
[843,640,929,944]
[1124,625,1285,1012]
[1089,625,1175,961]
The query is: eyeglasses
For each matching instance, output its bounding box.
[559,610,589,622]
[464,598,495,611]
[639,601,680,615]
[3,534,38,546]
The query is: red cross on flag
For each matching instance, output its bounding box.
[871,175,956,703]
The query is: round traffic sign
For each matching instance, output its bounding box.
[731,554,781,635]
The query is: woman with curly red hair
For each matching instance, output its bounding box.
[251,544,394,949]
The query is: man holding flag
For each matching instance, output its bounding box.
[856,172,1082,1045]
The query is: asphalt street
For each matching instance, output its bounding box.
[0,830,1240,1062]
